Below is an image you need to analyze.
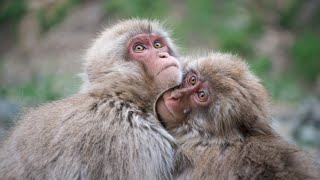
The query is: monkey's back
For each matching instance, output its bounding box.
[177,134,319,180]
[0,93,175,180]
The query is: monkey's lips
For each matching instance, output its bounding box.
[156,96,177,124]
[156,63,179,77]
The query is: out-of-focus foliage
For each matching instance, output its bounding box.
[245,0,319,99]
[264,76,302,101]
[279,0,305,28]
[176,0,261,57]
[279,0,320,30]
[0,0,26,54]
[250,56,302,101]
[37,0,80,33]
[0,73,78,105]
[1,0,319,103]
[291,31,320,82]
[250,56,272,76]
[104,0,168,19]
[0,0,319,160]
[0,0,26,24]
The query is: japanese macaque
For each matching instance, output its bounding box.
[156,53,320,179]
[0,19,183,179]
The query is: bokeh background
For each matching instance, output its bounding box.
[0,0,319,161]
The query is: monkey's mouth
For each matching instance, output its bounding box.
[156,63,179,76]
[157,97,176,124]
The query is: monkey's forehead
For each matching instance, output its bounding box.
[181,53,256,86]
[104,19,169,39]
[185,55,245,72]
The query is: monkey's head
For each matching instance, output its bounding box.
[82,18,182,96]
[156,53,273,142]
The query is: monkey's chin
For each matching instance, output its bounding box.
[156,66,182,91]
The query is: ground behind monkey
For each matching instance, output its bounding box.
[156,52,320,179]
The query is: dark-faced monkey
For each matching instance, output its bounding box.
[0,19,182,179]
[156,53,320,180]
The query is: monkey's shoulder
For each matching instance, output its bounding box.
[20,92,164,131]
[61,93,173,141]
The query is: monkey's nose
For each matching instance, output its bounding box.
[170,88,191,100]
[158,52,169,58]
[170,84,200,100]
[170,90,183,100]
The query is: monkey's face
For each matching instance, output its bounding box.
[156,71,212,127]
[84,19,182,93]
[156,53,269,137]
[127,33,182,90]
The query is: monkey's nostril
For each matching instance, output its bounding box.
[171,91,182,100]
[158,52,169,58]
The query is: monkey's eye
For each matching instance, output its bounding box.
[188,75,197,85]
[133,43,145,52]
[196,90,209,102]
[154,41,163,48]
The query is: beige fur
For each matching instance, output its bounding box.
[0,18,181,180]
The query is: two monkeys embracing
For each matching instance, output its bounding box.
[0,19,319,180]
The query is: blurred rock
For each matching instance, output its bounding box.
[0,99,21,142]
[292,97,320,147]
[272,97,320,163]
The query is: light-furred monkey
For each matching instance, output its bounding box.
[156,52,320,180]
[0,19,183,180]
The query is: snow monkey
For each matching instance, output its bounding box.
[0,19,183,179]
[156,53,320,180]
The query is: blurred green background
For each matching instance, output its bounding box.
[0,0,319,160]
